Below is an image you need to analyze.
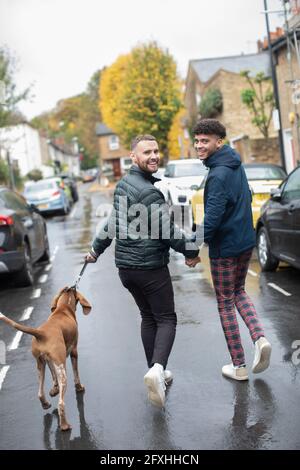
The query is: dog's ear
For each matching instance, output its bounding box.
[51,287,68,312]
[76,291,92,315]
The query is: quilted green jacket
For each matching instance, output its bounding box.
[92,165,199,269]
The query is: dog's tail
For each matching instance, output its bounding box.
[0,312,44,340]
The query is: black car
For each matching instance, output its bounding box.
[256,165,300,271]
[0,187,50,286]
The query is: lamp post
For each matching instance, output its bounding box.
[263,0,286,171]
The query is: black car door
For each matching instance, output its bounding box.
[283,167,300,264]
[272,167,300,265]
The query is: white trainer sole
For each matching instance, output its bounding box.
[252,343,272,374]
[144,375,165,408]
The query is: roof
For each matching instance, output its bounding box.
[190,52,271,83]
[95,123,115,137]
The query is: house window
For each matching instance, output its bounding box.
[196,92,202,106]
[109,135,119,151]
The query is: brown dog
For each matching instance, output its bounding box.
[0,287,91,431]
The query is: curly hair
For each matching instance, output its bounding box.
[193,119,226,139]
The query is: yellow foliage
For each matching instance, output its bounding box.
[100,42,182,153]
[167,109,190,159]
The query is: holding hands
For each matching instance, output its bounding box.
[185,256,201,268]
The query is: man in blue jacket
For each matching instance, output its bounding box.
[191,119,271,381]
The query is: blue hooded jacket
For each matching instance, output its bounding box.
[203,144,255,258]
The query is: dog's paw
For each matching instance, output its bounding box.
[49,386,59,397]
[42,401,52,410]
[75,383,85,393]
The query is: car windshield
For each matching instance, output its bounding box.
[168,163,206,178]
[244,166,286,180]
[25,181,56,193]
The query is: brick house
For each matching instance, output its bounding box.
[184,52,280,164]
[262,2,300,173]
[95,123,129,178]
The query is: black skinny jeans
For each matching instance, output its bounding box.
[119,266,177,369]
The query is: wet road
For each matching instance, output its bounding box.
[0,183,300,450]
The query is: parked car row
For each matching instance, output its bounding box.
[0,186,50,286]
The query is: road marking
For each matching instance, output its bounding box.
[248,269,258,277]
[50,245,59,262]
[45,263,52,272]
[8,331,23,351]
[69,206,77,218]
[0,366,10,391]
[268,282,292,297]
[38,274,48,284]
[19,306,34,321]
[31,288,41,299]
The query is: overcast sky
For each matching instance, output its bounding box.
[0,0,284,119]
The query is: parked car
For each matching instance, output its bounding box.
[190,163,286,231]
[256,165,300,271]
[82,168,99,183]
[0,186,50,286]
[24,178,71,215]
[158,159,207,207]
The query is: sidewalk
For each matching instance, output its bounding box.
[88,181,116,193]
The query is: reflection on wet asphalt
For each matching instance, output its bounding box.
[1,183,300,450]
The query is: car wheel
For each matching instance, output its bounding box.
[15,242,34,286]
[39,229,50,262]
[257,227,279,271]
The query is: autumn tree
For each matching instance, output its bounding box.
[101,42,181,157]
[240,70,275,139]
[167,108,190,159]
[0,47,30,127]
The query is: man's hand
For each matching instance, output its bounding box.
[85,251,98,263]
[185,256,201,268]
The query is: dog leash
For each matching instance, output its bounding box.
[72,260,88,290]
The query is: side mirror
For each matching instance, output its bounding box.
[164,172,170,178]
[30,203,41,214]
[270,187,282,201]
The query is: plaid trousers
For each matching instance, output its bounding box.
[210,250,264,366]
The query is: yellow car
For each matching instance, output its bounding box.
[190,163,287,230]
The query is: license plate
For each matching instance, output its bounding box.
[38,203,49,210]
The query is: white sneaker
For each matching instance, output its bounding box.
[144,363,166,408]
[222,363,249,381]
[252,337,272,374]
[164,370,173,385]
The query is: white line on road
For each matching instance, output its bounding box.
[8,331,23,351]
[50,245,59,262]
[19,306,34,321]
[45,263,52,272]
[268,282,292,297]
[248,269,258,277]
[0,366,10,391]
[31,288,41,299]
[38,274,48,284]
[69,206,77,218]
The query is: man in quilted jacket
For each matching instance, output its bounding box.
[86,134,200,408]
